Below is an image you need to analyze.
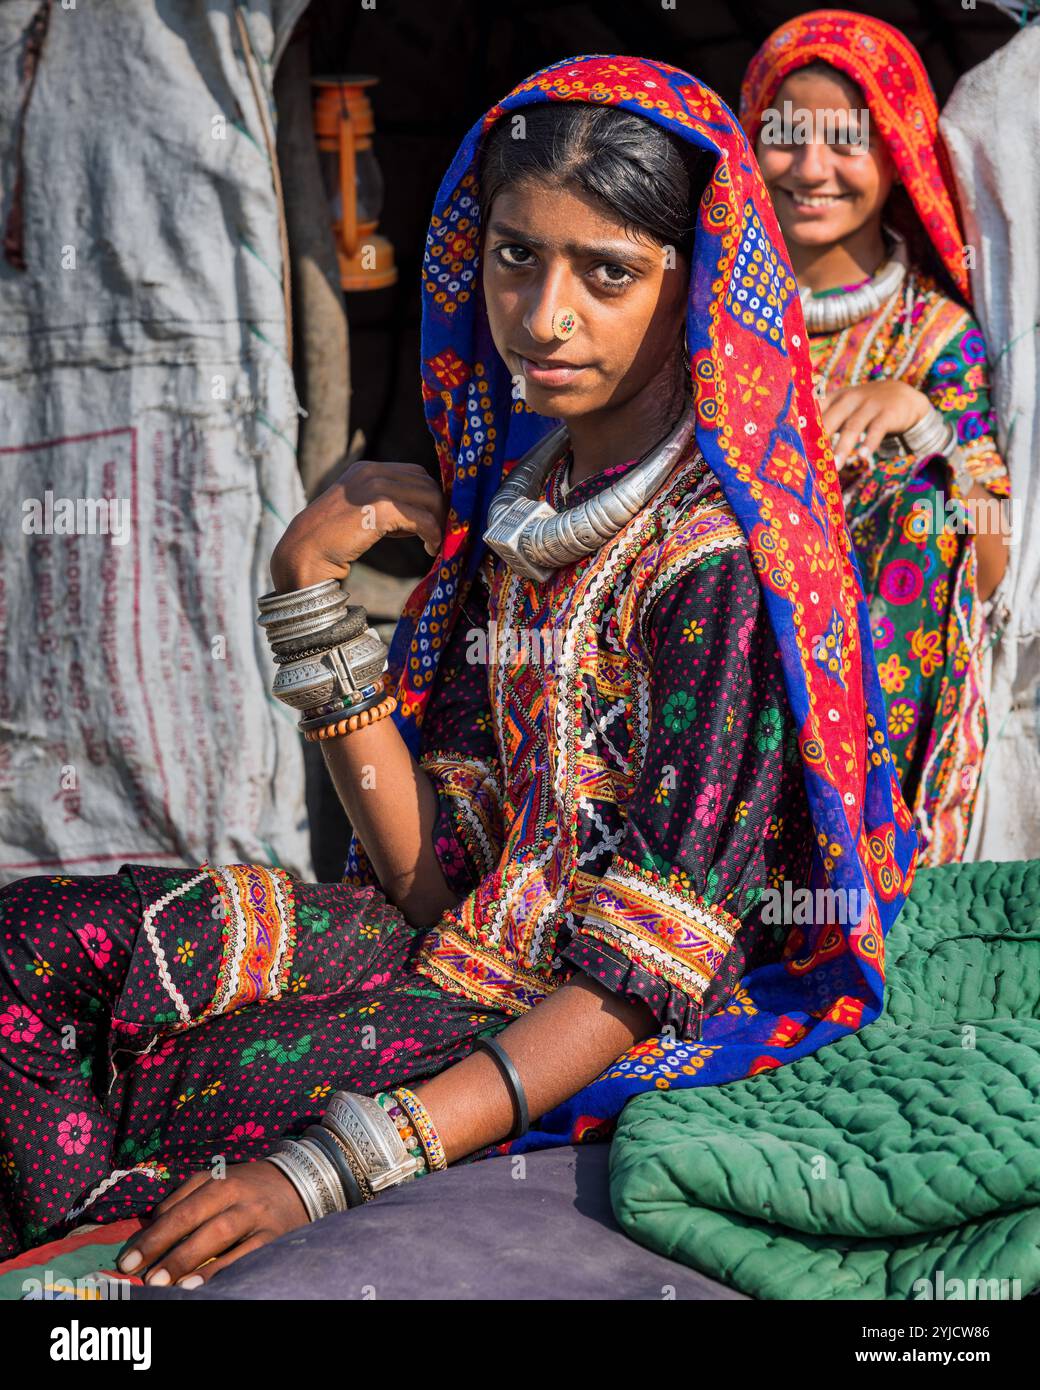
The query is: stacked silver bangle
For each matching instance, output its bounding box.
[256,579,390,731]
[899,405,958,464]
[889,405,1007,499]
[266,1135,348,1222]
[266,1091,425,1221]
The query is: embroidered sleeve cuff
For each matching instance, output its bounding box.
[954,436,1010,498]
[420,753,504,895]
[562,856,742,1040]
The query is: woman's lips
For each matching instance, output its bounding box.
[780,188,852,215]
[518,355,589,387]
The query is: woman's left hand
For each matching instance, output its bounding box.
[116,1160,309,1288]
[821,380,932,471]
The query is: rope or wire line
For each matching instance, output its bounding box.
[973,0,1040,25]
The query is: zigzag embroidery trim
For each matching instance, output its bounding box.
[65,1164,167,1225]
[140,871,212,1023]
[472,449,714,978]
[414,928,551,1015]
[423,756,504,803]
[268,869,294,993]
[422,754,503,874]
[581,917,716,995]
[638,524,747,652]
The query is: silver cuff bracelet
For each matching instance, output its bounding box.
[269,629,389,711]
[322,1091,424,1194]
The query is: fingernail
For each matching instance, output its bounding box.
[178,1274,204,1290]
[146,1267,171,1286]
[118,1249,143,1272]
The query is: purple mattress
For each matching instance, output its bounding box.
[130,1143,742,1300]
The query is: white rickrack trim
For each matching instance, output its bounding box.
[527,889,559,967]
[64,1164,167,1225]
[578,798,625,860]
[583,689,629,769]
[419,754,504,810]
[268,869,294,992]
[141,871,212,1023]
[637,527,747,654]
[493,569,525,783]
[540,459,707,956]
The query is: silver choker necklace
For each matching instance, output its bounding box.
[483,400,698,583]
[800,230,909,334]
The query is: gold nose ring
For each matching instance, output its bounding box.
[552,307,578,341]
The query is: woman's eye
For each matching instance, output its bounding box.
[594,263,635,289]
[495,244,534,268]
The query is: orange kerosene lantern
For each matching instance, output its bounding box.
[312,75,396,291]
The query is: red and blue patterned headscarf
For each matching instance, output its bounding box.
[345,54,919,1150]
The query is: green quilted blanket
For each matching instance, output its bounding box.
[609,861,1040,1300]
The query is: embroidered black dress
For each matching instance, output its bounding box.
[0,446,811,1256]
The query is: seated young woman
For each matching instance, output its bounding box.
[741,9,1011,863]
[0,54,913,1286]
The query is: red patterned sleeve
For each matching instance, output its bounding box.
[559,545,812,1039]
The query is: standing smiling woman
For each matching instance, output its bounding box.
[741,10,1011,863]
[0,55,915,1286]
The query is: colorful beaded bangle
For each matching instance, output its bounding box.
[374,1091,429,1178]
[392,1087,448,1172]
[303,694,397,743]
[298,679,385,732]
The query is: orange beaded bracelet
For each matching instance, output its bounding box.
[304,694,398,742]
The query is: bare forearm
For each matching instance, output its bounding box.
[962,481,1010,602]
[269,551,456,928]
[319,719,457,927]
[414,975,656,1162]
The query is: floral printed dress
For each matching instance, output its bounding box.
[808,267,1009,862]
[0,442,811,1258]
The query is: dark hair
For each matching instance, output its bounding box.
[477,102,715,262]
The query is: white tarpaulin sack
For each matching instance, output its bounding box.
[940,22,1040,860]
[0,0,314,883]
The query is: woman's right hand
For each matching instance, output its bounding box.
[270,459,447,592]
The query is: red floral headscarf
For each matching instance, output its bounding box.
[739,8,970,302]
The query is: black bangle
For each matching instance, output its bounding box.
[304,1124,365,1209]
[475,1036,530,1140]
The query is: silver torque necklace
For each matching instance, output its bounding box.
[483,399,698,583]
[800,229,909,334]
